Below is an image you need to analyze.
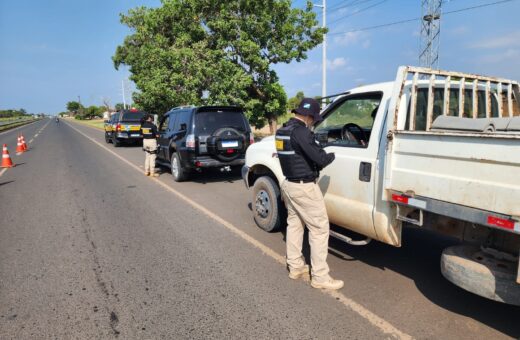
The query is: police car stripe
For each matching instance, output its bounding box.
[277,151,295,155]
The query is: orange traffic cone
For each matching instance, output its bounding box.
[1,144,14,168]
[16,136,24,154]
[20,134,28,151]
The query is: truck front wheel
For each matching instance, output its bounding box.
[441,245,520,306]
[252,176,286,232]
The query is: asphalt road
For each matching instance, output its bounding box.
[0,118,518,339]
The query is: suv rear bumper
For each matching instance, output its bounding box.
[185,155,245,169]
[116,132,142,139]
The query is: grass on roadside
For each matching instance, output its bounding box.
[0,119,39,132]
[68,118,105,130]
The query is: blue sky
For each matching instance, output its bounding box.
[1,0,519,114]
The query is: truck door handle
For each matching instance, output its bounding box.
[359,162,372,182]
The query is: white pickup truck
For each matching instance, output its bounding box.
[242,66,520,305]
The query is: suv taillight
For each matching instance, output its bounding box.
[186,134,196,149]
[116,123,121,132]
[249,133,255,145]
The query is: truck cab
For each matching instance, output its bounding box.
[243,66,520,305]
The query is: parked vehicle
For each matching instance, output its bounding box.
[156,106,254,182]
[243,66,520,305]
[104,109,146,147]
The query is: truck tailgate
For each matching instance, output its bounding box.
[386,131,520,217]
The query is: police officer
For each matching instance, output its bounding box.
[276,98,343,290]
[141,114,159,177]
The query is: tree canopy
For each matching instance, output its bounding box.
[113,0,325,131]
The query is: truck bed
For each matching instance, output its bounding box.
[386,130,520,217]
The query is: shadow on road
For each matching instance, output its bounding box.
[326,227,520,338]
[245,199,520,338]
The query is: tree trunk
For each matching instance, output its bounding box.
[267,117,277,135]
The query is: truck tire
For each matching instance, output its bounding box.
[252,176,286,232]
[113,137,121,147]
[171,153,189,182]
[441,245,520,306]
[105,132,111,144]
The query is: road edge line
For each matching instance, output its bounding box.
[65,121,413,340]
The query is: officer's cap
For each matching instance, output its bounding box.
[292,98,322,122]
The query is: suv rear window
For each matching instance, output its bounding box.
[121,112,145,121]
[195,111,248,134]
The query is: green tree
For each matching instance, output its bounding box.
[113,0,325,132]
[114,103,125,111]
[287,91,305,111]
[66,101,83,115]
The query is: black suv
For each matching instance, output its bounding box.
[156,106,253,181]
[104,109,146,147]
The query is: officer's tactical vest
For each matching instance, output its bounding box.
[275,122,317,180]
[141,122,155,138]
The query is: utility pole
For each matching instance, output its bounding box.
[314,0,326,108]
[121,80,127,110]
[420,0,443,69]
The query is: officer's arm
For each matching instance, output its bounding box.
[294,128,335,169]
[152,125,159,138]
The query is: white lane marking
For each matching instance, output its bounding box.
[0,168,7,177]
[66,121,413,340]
[28,139,34,144]
[34,134,39,137]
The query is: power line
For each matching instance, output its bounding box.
[328,0,518,35]
[328,0,379,13]
[328,0,387,25]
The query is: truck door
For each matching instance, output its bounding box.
[314,92,384,239]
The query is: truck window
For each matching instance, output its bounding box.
[314,93,382,148]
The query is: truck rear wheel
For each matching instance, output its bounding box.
[441,245,520,306]
[252,176,286,232]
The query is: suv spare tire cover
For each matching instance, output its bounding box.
[206,127,246,162]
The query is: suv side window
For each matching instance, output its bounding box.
[112,113,120,123]
[159,115,170,133]
[174,110,191,132]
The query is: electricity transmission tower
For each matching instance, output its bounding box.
[420,0,443,69]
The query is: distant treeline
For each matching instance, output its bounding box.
[0,108,30,118]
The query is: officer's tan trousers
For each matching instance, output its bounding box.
[143,138,157,174]
[281,180,330,281]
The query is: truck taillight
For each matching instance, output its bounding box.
[249,133,254,145]
[186,134,196,149]
[116,123,121,132]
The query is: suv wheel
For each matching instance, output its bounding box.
[171,153,188,182]
[105,132,111,144]
[252,176,286,232]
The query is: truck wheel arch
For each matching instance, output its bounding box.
[248,164,280,188]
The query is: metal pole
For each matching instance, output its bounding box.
[122,80,127,110]
[314,0,327,108]
[322,0,327,108]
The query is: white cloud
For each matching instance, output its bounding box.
[333,31,370,48]
[327,57,348,71]
[470,31,520,49]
